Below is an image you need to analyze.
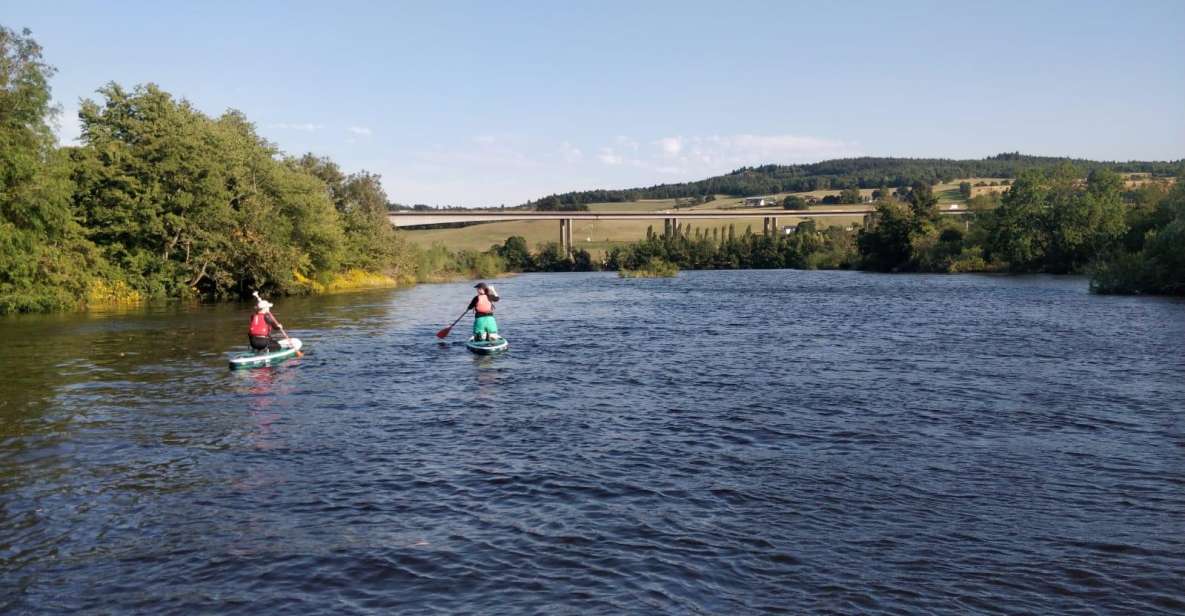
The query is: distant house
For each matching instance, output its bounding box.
[743,196,774,207]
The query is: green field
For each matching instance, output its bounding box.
[400,180,990,255]
[401,212,861,255]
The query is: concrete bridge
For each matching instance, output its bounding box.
[389,207,967,256]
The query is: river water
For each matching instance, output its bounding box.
[1,271,1183,614]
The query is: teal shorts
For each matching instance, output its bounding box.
[473,315,498,336]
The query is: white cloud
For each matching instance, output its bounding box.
[268,122,324,132]
[559,141,583,163]
[656,133,860,171]
[361,132,859,206]
[656,136,683,157]
[348,126,373,136]
[597,148,624,165]
[613,135,640,151]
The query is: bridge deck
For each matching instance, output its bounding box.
[387,208,943,227]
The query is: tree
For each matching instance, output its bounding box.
[839,187,863,204]
[0,26,99,313]
[982,165,1127,274]
[1092,178,1185,295]
[959,182,972,199]
[857,201,915,271]
[72,83,353,298]
[905,181,939,221]
[1044,168,1125,273]
[495,235,530,271]
[983,170,1050,271]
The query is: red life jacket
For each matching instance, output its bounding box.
[475,294,493,315]
[249,313,271,337]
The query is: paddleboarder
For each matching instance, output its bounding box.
[467,282,501,341]
[248,293,288,352]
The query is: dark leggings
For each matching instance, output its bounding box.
[249,335,282,352]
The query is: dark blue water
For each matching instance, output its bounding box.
[2,271,1184,614]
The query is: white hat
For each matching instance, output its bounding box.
[252,291,272,312]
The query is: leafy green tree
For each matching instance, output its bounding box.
[839,187,863,204]
[1091,179,1185,295]
[0,26,100,313]
[531,242,570,271]
[782,195,808,210]
[905,181,939,221]
[1045,168,1125,273]
[495,235,531,270]
[982,165,1126,273]
[983,170,1048,270]
[959,182,972,199]
[72,84,352,298]
[857,201,915,271]
[336,170,402,271]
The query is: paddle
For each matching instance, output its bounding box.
[436,309,470,339]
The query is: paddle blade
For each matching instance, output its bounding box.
[435,326,452,339]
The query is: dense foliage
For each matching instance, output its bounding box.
[490,167,1182,296]
[0,27,104,313]
[0,27,493,314]
[1090,181,1185,295]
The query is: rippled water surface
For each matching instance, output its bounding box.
[2,271,1184,614]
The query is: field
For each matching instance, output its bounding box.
[400,179,993,255]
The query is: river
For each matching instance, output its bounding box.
[2,270,1183,614]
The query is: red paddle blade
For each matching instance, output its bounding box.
[435,326,452,339]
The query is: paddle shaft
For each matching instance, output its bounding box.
[438,309,470,338]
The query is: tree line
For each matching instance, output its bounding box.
[1,26,494,314]
[483,167,1183,295]
[527,154,1182,206]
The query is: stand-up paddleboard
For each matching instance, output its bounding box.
[228,338,303,370]
[465,337,508,355]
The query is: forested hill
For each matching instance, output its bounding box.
[527,154,1184,207]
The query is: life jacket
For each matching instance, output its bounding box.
[249,312,271,337]
[475,294,493,315]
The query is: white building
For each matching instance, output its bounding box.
[743,196,774,207]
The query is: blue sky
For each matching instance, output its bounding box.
[5,0,1183,206]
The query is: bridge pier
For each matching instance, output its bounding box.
[560,219,573,257]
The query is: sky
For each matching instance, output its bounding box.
[4,0,1183,206]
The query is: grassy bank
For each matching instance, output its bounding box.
[619,258,679,278]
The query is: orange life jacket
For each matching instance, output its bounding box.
[249,313,271,337]
[475,294,493,315]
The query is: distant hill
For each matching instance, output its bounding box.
[525,153,1184,208]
